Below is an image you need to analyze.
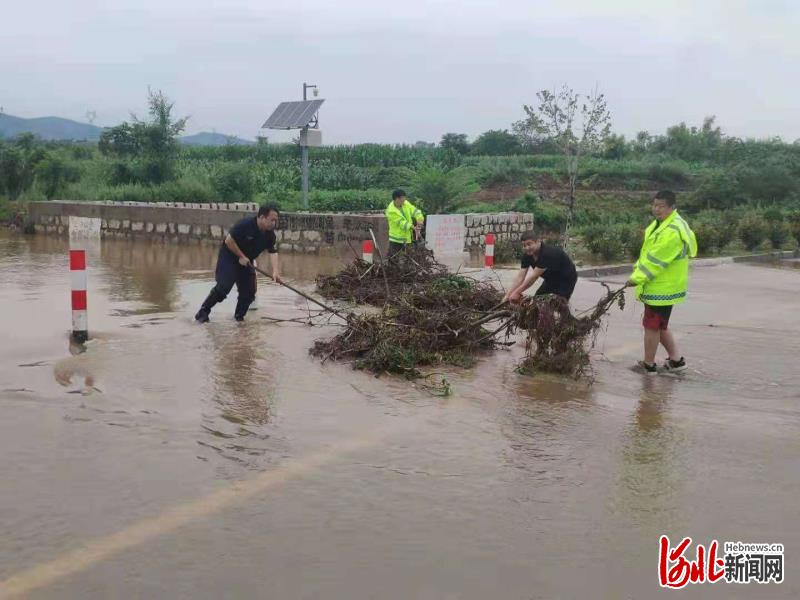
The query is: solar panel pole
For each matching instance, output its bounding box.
[300,83,317,210]
[301,131,309,209]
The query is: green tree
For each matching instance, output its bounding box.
[650,116,722,161]
[513,84,612,247]
[0,135,47,199]
[98,122,141,157]
[34,157,80,199]
[470,129,522,156]
[439,133,470,154]
[602,134,628,159]
[98,89,188,185]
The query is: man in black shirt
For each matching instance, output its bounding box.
[503,230,578,302]
[195,204,283,323]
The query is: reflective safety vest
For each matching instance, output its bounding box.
[386,200,424,244]
[630,210,697,306]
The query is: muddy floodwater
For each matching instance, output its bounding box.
[1,231,799,599]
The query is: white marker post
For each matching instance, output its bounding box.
[67,216,101,342]
[484,233,495,268]
[70,249,88,343]
[362,239,374,263]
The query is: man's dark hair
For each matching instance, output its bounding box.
[520,229,543,242]
[258,203,280,217]
[392,189,407,200]
[654,190,676,207]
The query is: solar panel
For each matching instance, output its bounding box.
[262,100,325,129]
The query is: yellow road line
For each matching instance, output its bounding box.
[0,433,380,599]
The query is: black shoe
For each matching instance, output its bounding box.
[636,360,658,375]
[195,309,210,323]
[234,315,245,322]
[663,357,687,372]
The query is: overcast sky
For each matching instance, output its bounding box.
[2,0,798,143]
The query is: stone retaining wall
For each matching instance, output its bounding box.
[26,201,535,254]
[464,212,535,248]
[27,201,388,254]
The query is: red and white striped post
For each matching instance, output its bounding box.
[70,249,88,343]
[362,239,374,264]
[484,233,495,268]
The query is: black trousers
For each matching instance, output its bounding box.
[388,241,408,257]
[534,273,578,301]
[200,251,256,319]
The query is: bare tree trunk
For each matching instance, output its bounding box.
[563,154,578,250]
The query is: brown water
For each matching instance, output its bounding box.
[1,231,799,599]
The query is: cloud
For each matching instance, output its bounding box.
[1,0,798,142]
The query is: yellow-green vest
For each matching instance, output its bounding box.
[630,210,697,306]
[386,200,424,244]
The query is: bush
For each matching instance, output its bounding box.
[686,171,746,211]
[212,163,253,202]
[108,161,139,185]
[762,207,784,222]
[692,210,738,255]
[372,166,415,189]
[580,222,643,262]
[513,192,568,233]
[581,224,626,262]
[306,189,388,212]
[492,239,522,264]
[0,198,12,221]
[34,157,80,199]
[476,161,528,186]
[788,212,800,246]
[70,146,95,160]
[618,223,644,260]
[154,179,217,203]
[735,157,798,205]
[767,220,791,250]
[693,220,724,255]
[738,213,769,251]
[412,166,478,213]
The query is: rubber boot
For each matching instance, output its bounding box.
[195,287,224,323]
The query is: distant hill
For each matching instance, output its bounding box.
[180,132,254,146]
[0,114,103,141]
[0,113,254,146]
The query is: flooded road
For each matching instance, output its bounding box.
[1,231,799,599]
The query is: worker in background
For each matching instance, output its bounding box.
[195,204,282,323]
[626,190,697,374]
[385,188,424,257]
[503,229,578,302]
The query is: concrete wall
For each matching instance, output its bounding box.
[26,201,534,254]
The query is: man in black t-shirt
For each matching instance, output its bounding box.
[503,230,578,302]
[195,204,283,323]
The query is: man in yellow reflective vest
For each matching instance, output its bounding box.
[626,190,697,374]
[385,189,424,257]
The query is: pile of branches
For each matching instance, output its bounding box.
[309,302,500,379]
[308,245,625,382]
[310,248,504,379]
[315,245,450,306]
[507,285,626,377]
